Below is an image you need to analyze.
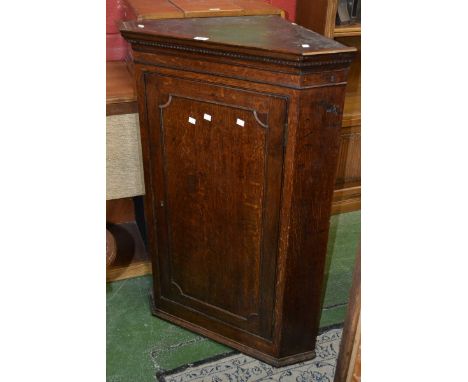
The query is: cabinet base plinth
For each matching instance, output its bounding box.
[149,293,316,367]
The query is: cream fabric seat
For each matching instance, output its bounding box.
[106,113,145,200]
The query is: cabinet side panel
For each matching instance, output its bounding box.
[279,85,346,356]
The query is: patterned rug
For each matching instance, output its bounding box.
[156,328,342,382]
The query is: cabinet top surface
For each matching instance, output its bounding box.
[120,15,355,59]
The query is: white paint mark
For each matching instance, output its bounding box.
[188,117,196,125]
[193,36,209,41]
[302,44,310,48]
[236,118,245,127]
[209,8,221,10]
[137,24,145,28]
[204,113,212,121]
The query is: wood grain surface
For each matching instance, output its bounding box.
[126,0,184,20]
[120,16,355,59]
[106,229,117,267]
[170,0,243,17]
[122,15,355,366]
[106,61,137,116]
[125,0,283,20]
[295,0,337,37]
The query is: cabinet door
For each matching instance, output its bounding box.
[143,73,287,339]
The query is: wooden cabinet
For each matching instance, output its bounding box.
[121,15,355,366]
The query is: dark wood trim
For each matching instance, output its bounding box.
[107,61,138,116]
[295,0,338,38]
[150,297,317,368]
[106,198,136,224]
[107,101,138,116]
[120,17,356,67]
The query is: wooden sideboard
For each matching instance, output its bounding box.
[121,15,355,366]
[125,0,285,20]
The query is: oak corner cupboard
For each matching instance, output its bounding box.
[120,15,355,367]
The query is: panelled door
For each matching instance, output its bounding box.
[143,73,287,339]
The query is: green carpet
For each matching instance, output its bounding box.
[320,211,361,327]
[107,211,360,382]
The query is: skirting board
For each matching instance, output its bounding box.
[331,186,360,215]
[107,261,152,282]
